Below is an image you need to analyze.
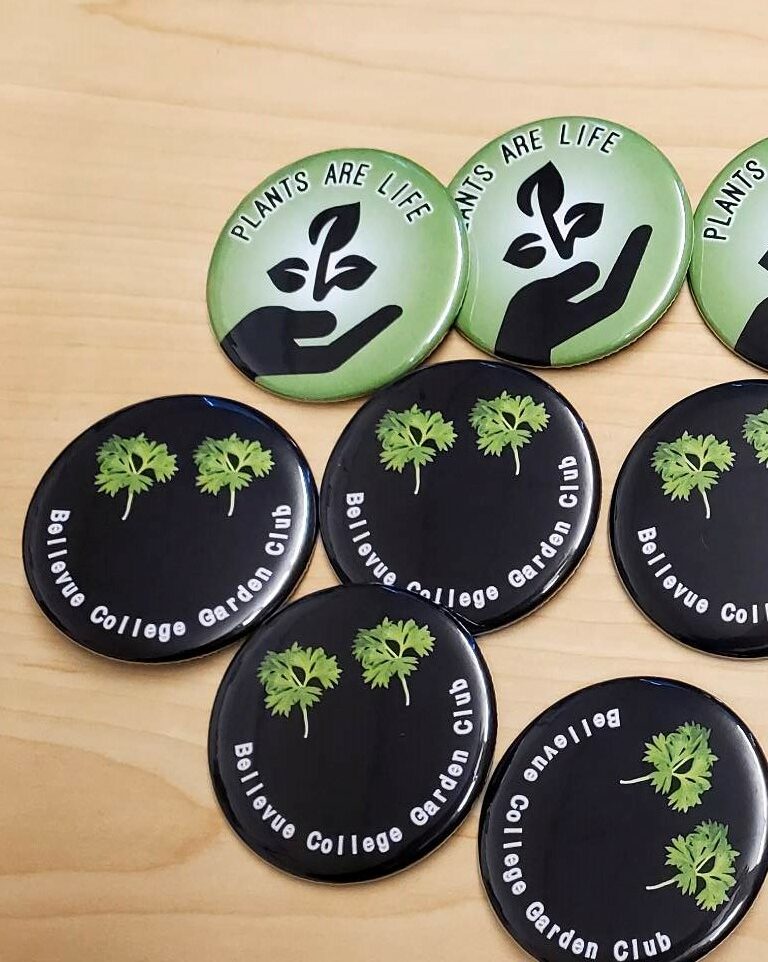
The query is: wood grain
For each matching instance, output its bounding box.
[2,1,768,959]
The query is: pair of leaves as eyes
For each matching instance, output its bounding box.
[257,618,434,737]
[95,432,273,520]
[376,395,549,493]
[267,202,376,297]
[506,161,603,267]
[619,722,718,812]
[647,820,739,912]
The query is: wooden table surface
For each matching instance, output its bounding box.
[3,2,768,959]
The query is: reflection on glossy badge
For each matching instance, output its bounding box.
[22,396,317,662]
[207,148,467,402]
[319,360,600,633]
[479,677,768,962]
[690,139,768,370]
[450,117,692,367]
[610,380,768,657]
[208,584,496,882]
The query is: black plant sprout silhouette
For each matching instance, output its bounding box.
[495,160,652,365]
[222,202,402,377]
[507,162,604,266]
[269,203,376,301]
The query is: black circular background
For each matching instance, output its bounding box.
[208,584,496,882]
[22,395,317,662]
[480,677,768,962]
[611,380,768,657]
[320,360,600,633]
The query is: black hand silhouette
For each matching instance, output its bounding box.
[221,304,403,377]
[735,250,768,368]
[495,224,653,366]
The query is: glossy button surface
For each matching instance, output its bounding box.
[690,140,768,370]
[320,360,600,633]
[22,395,316,662]
[450,116,692,367]
[208,584,496,882]
[479,677,768,962]
[207,148,467,402]
[611,380,768,657]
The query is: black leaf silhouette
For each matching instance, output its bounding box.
[267,257,309,293]
[517,162,564,219]
[562,202,604,257]
[503,232,546,269]
[308,202,360,250]
[330,253,376,291]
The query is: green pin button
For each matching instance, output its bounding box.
[207,149,467,402]
[690,140,768,370]
[450,117,692,367]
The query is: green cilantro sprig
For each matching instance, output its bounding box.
[619,722,717,812]
[651,432,734,519]
[257,642,341,739]
[646,821,739,912]
[376,405,456,495]
[469,392,549,476]
[193,433,273,517]
[95,433,178,520]
[352,617,434,706]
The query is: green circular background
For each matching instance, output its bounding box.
[207,149,467,402]
[450,117,692,367]
[690,139,768,371]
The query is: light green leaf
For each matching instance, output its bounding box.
[94,433,178,520]
[352,617,434,706]
[469,392,549,476]
[647,821,739,912]
[193,433,273,517]
[376,405,456,495]
[651,432,734,519]
[620,721,717,812]
[257,642,341,738]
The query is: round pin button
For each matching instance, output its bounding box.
[690,140,768,370]
[450,117,692,367]
[22,395,316,662]
[611,380,768,657]
[208,583,496,882]
[320,360,600,633]
[479,677,768,962]
[207,148,467,402]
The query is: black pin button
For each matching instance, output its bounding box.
[320,360,600,633]
[479,677,768,962]
[22,395,316,662]
[611,380,768,657]
[208,584,496,882]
